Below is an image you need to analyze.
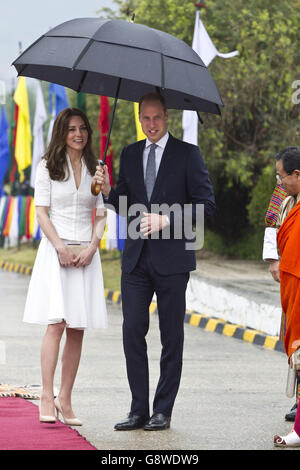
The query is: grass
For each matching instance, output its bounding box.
[0,225,264,292]
[0,243,122,292]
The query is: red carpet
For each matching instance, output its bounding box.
[0,398,97,450]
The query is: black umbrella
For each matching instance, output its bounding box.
[12,17,223,192]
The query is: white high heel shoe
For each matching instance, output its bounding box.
[54,397,82,426]
[39,400,56,424]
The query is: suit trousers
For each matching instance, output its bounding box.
[121,241,190,417]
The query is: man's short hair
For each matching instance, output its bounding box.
[139,92,167,114]
[276,146,300,174]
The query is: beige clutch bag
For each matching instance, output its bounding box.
[67,244,86,256]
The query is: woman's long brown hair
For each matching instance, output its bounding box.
[43,108,97,181]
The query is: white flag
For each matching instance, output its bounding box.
[9,197,19,244]
[47,111,55,145]
[105,208,118,250]
[196,12,239,67]
[30,81,47,188]
[182,11,239,145]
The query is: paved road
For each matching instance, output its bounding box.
[0,271,296,450]
[194,257,281,306]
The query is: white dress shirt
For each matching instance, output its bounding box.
[262,194,300,261]
[143,132,169,178]
[34,155,104,242]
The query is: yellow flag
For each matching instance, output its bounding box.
[3,197,15,236]
[29,198,36,236]
[134,102,146,141]
[100,223,107,250]
[14,77,32,181]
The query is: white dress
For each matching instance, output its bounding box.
[23,155,108,329]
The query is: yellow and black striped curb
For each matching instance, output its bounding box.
[184,311,284,354]
[0,260,32,276]
[1,262,284,355]
[104,289,285,354]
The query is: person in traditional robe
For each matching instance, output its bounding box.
[272,147,300,447]
[262,183,300,422]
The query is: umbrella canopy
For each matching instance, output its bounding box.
[12,17,223,114]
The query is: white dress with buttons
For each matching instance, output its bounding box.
[23,156,108,329]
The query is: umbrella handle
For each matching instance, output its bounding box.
[91,160,105,196]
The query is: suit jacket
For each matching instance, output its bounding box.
[107,133,216,275]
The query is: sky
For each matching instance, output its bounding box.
[0,0,116,92]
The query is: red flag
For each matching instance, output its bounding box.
[98,96,114,187]
[25,196,31,239]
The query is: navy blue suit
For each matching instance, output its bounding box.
[107,133,215,417]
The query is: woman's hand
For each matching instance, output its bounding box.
[73,245,97,268]
[57,244,76,267]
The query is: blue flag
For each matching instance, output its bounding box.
[117,215,127,252]
[0,107,10,191]
[49,83,69,116]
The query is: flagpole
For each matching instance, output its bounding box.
[195,2,206,124]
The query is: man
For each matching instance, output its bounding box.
[263,153,300,422]
[273,146,300,447]
[94,93,215,431]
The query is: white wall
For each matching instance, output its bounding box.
[186,274,282,337]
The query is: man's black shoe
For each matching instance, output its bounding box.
[114,413,149,431]
[144,413,171,431]
[285,403,297,422]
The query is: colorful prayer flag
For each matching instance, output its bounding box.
[47,83,69,143]
[30,81,47,188]
[49,83,69,117]
[13,77,32,181]
[76,92,86,113]
[98,96,114,186]
[98,96,118,251]
[134,102,146,141]
[0,107,10,191]
[8,102,19,183]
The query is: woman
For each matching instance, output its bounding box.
[23,108,107,425]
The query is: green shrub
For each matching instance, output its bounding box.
[203,228,265,259]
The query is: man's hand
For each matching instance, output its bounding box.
[140,212,169,236]
[93,164,111,198]
[269,260,280,283]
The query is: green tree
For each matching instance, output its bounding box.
[94,1,300,255]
